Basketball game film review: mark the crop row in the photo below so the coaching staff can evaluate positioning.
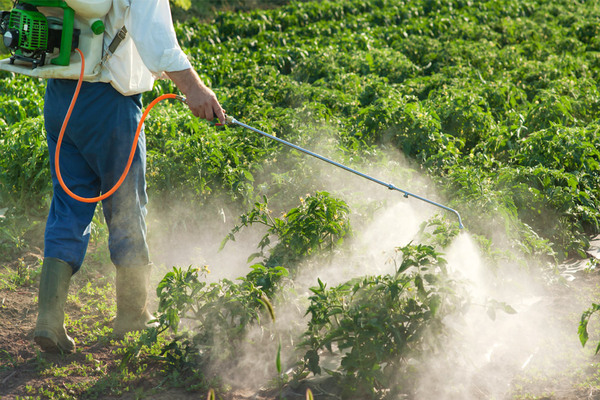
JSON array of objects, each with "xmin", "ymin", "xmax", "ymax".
[
  {"xmin": 1, "ymin": 1, "xmax": 600, "ymax": 395},
  {"xmin": 174, "ymin": 0, "xmax": 600, "ymax": 259},
  {"xmin": 2, "ymin": 0, "xmax": 600, "ymax": 259}
]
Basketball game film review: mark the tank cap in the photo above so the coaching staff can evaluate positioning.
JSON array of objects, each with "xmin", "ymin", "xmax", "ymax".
[{"xmin": 91, "ymin": 20, "xmax": 105, "ymax": 35}]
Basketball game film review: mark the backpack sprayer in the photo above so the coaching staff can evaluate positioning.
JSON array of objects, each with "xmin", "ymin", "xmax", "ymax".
[
  {"xmin": 0, "ymin": 0, "xmax": 464, "ymax": 229},
  {"xmin": 0, "ymin": 0, "xmax": 110, "ymax": 78},
  {"xmin": 0, "ymin": 0, "xmax": 137, "ymax": 204}
]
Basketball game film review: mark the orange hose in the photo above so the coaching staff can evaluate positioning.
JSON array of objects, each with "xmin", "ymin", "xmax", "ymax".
[{"xmin": 55, "ymin": 49, "xmax": 178, "ymax": 203}]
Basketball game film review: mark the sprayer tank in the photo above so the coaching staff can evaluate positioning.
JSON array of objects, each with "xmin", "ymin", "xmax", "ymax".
[{"xmin": 65, "ymin": 0, "xmax": 111, "ymax": 18}]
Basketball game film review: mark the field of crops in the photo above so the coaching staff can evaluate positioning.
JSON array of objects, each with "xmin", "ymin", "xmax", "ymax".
[{"xmin": 2, "ymin": 0, "xmax": 600, "ymax": 398}]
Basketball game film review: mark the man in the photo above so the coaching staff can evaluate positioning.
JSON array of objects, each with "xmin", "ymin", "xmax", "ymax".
[{"xmin": 34, "ymin": 0, "xmax": 225, "ymax": 353}]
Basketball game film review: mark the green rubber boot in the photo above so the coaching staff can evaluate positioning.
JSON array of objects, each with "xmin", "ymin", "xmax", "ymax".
[
  {"xmin": 113, "ymin": 264, "xmax": 155, "ymax": 338},
  {"xmin": 34, "ymin": 257, "xmax": 76, "ymax": 354}
]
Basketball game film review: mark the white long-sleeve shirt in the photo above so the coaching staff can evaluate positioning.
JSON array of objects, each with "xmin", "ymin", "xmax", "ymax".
[{"xmin": 100, "ymin": 0, "xmax": 192, "ymax": 95}]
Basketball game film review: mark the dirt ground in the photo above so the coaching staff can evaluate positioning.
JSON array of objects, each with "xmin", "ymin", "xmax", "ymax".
[
  {"xmin": 0, "ymin": 254, "xmax": 279, "ymax": 400},
  {"xmin": 1, "ymin": 237, "xmax": 600, "ymax": 399},
  {"xmin": 0, "ymin": 292, "xmax": 283, "ymax": 399}
]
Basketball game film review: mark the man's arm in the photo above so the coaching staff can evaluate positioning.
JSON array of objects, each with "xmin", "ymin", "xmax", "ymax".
[
  {"xmin": 127, "ymin": 1, "xmax": 223, "ymax": 121},
  {"xmin": 166, "ymin": 68, "xmax": 226, "ymax": 123}
]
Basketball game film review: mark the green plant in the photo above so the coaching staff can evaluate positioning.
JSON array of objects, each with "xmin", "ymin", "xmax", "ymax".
[
  {"xmin": 0, "ymin": 258, "xmax": 41, "ymax": 290},
  {"xmin": 298, "ymin": 243, "xmax": 467, "ymax": 399},
  {"xmin": 0, "ymin": 117, "xmax": 51, "ymax": 214},
  {"xmin": 122, "ymin": 193, "xmax": 351, "ymax": 389},
  {"xmin": 0, "ymin": 349, "xmax": 18, "ymax": 370},
  {"xmin": 222, "ymin": 192, "xmax": 351, "ymax": 284},
  {"xmin": 579, "ymin": 303, "xmax": 600, "ymax": 354},
  {"xmin": 122, "ymin": 264, "xmax": 281, "ymax": 381}
]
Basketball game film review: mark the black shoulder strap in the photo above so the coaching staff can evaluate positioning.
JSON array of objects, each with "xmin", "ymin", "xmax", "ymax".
[
  {"xmin": 108, "ymin": 25, "xmax": 128, "ymax": 55},
  {"xmin": 95, "ymin": 25, "xmax": 128, "ymax": 72}
]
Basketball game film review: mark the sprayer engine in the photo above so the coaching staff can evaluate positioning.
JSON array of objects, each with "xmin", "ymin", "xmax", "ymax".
[
  {"xmin": 1, "ymin": 1, "xmax": 80, "ymax": 68},
  {"xmin": 0, "ymin": 0, "xmax": 111, "ymax": 78}
]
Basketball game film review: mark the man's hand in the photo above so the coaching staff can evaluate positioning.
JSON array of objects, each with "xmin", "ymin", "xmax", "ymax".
[{"xmin": 166, "ymin": 68, "xmax": 226, "ymax": 123}]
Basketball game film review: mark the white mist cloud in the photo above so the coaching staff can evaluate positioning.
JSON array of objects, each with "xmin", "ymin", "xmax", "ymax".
[
  {"xmin": 146, "ymin": 125, "xmax": 590, "ymax": 397},
  {"xmin": 147, "ymin": 194, "xmax": 268, "ymax": 283},
  {"xmin": 413, "ymin": 233, "xmax": 591, "ymax": 399}
]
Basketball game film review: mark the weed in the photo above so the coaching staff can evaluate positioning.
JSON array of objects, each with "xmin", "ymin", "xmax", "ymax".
[{"xmin": 0, "ymin": 258, "xmax": 41, "ymax": 290}]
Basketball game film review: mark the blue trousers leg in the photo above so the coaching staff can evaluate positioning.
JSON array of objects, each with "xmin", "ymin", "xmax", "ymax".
[{"xmin": 44, "ymin": 79, "xmax": 149, "ymax": 272}]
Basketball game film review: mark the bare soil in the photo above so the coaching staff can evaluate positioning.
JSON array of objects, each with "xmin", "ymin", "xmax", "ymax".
[
  {"xmin": 0, "ymin": 253, "xmax": 281, "ymax": 400},
  {"xmin": 2, "ymin": 247, "xmax": 600, "ymax": 399}
]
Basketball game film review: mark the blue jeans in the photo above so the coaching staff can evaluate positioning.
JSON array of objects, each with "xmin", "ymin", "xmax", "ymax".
[{"xmin": 43, "ymin": 79, "xmax": 149, "ymax": 272}]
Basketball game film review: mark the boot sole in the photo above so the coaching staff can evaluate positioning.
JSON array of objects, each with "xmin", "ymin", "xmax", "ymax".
[
  {"xmin": 34, "ymin": 331, "xmax": 75, "ymax": 354},
  {"xmin": 34, "ymin": 335, "xmax": 62, "ymax": 353}
]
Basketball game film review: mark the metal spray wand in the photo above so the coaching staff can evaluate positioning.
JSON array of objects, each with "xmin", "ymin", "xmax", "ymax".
[{"xmin": 213, "ymin": 115, "xmax": 464, "ymax": 229}]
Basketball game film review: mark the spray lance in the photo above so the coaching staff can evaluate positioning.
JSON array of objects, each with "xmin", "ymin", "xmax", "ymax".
[{"xmin": 211, "ymin": 116, "xmax": 465, "ymax": 229}]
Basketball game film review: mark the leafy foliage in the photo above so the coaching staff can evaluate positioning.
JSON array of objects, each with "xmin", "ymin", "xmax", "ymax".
[
  {"xmin": 579, "ymin": 303, "xmax": 600, "ymax": 355},
  {"xmin": 125, "ymin": 192, "xmax": 350, "ymax": 381},
  {"xmin": 3, "ymin": 0, "xmax": 600, "ymax": 396},
  {"xmin": 222, "ymin": 192, "xmax": 351, "ymax": 283},
  {"xmin": 169, "ymin": 0, "xmax": 600, "ymax": 258},
  {"xmin": 299, "ymin": 243, "xmax": 466, "ymax": 398},
  {"xmin": 3, "ymin": 0, "xmax": 600, "ymax": 259}
]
